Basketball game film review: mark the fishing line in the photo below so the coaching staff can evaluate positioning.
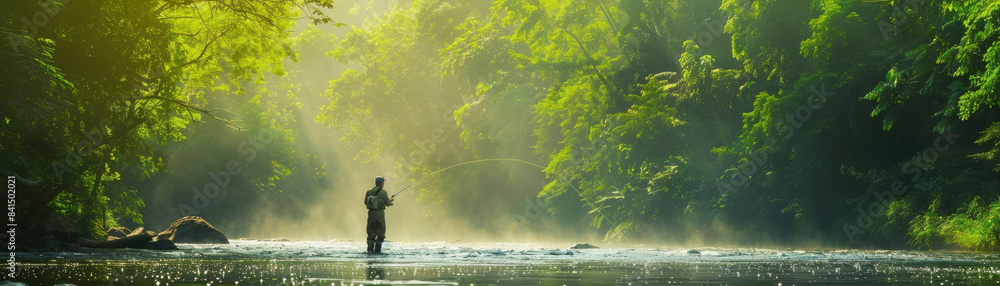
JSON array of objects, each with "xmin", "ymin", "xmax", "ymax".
[
  {"xmin": 390, "ymin": 158, "xmax": 627, "ymax": 241},
  {"xmin": 391, "ymin": 159, "xmax": 544, "ymax": 197}
]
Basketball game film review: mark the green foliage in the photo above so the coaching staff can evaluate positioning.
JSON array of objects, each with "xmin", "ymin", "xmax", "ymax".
[
  {"xmin": 946, "ymin": 1, "xmax": 1000, "ymax": 120},
  {"xmin": 973, "ymin": 123, "xmax": 1000, "ymax": 171},
  {"xmin": 1, "ymin": 0, "xmax": 334, "ymax": 238},
  {"xmin": 319, "ymin": 0, "xmax": 466, "ymax": 160},
  {"xmin": 800, "ymin": 1, "xmax": 865, "ymax": 61},
  {"xmin": 722, "ymin": 0, "xmax": 811, "ymax": 82},
  {"xmin": 911, "ymin": 197, "xmax": 1000, "ymax": 251}
]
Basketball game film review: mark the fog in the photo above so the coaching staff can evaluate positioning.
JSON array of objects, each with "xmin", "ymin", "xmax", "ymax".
[{"xmin": 133, "ymin": 0, "xmax": 603, "ymax": 244}]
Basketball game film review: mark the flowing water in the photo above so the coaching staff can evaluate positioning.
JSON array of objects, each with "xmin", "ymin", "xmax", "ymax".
[{"xmin": 12, "ymin": 240, "xmax": 1000, "ymax": 285}]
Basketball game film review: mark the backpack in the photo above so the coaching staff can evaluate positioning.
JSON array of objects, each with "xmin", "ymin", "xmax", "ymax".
[{"xmin": 365, "ymin": 187, "xmax": 383, "ymax": 210}]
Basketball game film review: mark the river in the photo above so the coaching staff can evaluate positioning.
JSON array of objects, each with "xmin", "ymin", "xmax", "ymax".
[{"xmin": 12, "ymin": 240, "xmax": 1000, "ymax": 285}]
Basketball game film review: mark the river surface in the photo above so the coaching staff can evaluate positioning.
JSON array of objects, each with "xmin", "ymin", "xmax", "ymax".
[{"xmin": 10, "ymin": 239, "xmax": 1000, "ymax": 285}]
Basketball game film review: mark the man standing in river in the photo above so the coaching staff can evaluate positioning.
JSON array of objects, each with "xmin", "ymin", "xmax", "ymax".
[{"xmin": 364, "ymin": 176, "xmax": 393, "ymax": 254}]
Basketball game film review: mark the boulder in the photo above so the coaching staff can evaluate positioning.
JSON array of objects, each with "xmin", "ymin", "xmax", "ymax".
[
  {"xmin": 156, "ymin": 216, "xmax": 229, "ymax": 244},
  {"xmin": 687, "ymin": 249, "xmax": 701, "ymax": 255},
  {"xmin": 569, "ymin": 243, "xmax": 599, "ymax": 249},
  {"xmin": 106, "ymin": 227, "xmax": 131, "ymax": 240},
  {"xmin": 78, "ymin": 230, "xmax": 153, "ymax": 249},
  {"xmin": 146, "ymin": 238, "xmax": 178, "ymax": 250},
  {"xmin": 548, "ymin": 249, "xmax": 575, "ymax": 255}
]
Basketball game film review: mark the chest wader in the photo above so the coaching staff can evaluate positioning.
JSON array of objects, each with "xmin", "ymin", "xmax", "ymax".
[
  {"xmin": 366, "ymin": 209, "xmax": 386, "ymax": 253},
  {"xmin": 365, "ymin": 187, "xmax": 388, "ymax": 253}
]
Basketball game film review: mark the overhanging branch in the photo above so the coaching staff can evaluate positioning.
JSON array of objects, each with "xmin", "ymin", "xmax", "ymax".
[{"xmin": 134, "ymin": 95, "xmax": 242, "ymax": 129}]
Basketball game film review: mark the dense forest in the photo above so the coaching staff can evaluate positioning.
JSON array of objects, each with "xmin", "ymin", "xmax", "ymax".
[{"xmin": 3, "ymin": 0, "xmax": 999, "ymax": 250}]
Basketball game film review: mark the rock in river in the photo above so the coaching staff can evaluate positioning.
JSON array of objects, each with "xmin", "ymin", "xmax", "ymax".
[
  {"xmin": 147, "ymin": 238, "xmax": 179, "ymax": 250},
  {"xmin": 549, "ymin": 249, "xmax": 575, "ymax": 255},
  {"xmin": 570, "ymin": 243, "xmax": 599, "ymax": 249},
  {"xmin": 79, "ymin": 230, "xmax": 154, "ymax": 249},
  {"xmin": 157, "ymin": 216, "xmax": 229, "ymax": 244}
]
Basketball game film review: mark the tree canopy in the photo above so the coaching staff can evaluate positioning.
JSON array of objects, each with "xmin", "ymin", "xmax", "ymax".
[{"xmin": 3, "ymin": 0, "xmax": 999, "ymax": 250}]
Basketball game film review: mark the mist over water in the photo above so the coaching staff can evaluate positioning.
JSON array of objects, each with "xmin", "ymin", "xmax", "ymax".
[{"xmin": 128, "ymin": 1, "xmax": 602, "ymax": 244}]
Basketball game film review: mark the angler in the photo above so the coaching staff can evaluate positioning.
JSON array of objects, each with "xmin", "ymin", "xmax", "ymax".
[{"xmin": 364, "ymin": 176, "xmax": 394, "ymax": 254}]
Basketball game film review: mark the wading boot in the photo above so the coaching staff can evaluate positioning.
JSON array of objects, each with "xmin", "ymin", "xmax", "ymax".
[
  {"xmin": 366, "ymin": 240, "xmax": 375, "ymax": 254},
  {"xmin": 373, "ymin": 242, "xmax": 382, "ymax": 254}
]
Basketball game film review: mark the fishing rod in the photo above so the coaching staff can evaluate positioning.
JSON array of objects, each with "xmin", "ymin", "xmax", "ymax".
[
  {"xmin": 387, "ymin": 158, "xmax": 629, "ymax": 242},
  {"xmin": 391, "ymin": 158, "xmax": 545, "ymax": 198}
]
